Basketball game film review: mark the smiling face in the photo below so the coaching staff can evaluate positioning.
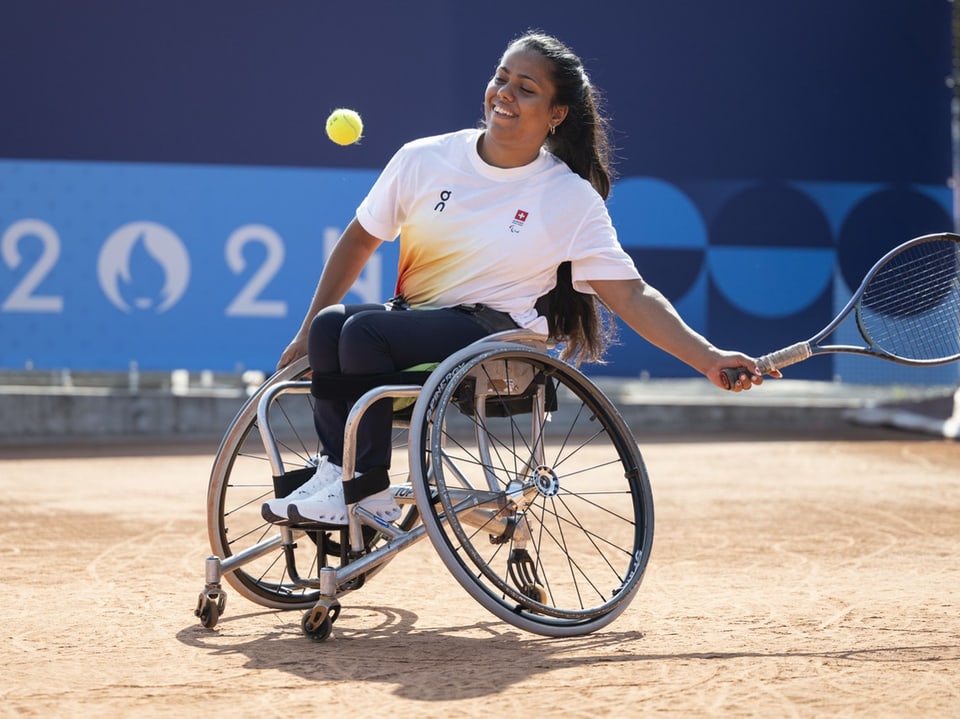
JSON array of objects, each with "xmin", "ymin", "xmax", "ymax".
[{"xmin": 481, "ymin": 46, "xmax": 569, "ymax": 168}]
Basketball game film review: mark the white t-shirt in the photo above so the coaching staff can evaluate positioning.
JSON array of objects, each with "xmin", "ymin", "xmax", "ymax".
[{"xmin": 356, "ymin": 128, "xmax": 640, "ymax": 333}]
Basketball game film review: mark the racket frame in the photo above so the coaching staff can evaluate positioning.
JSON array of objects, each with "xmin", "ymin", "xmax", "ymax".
[{"xmin": 748, "ymin": 232, "xmax": 960, "ymax": 376}]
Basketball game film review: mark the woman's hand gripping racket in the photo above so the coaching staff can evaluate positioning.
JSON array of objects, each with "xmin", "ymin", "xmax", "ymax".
[{"xmin": 720, "ymin": 232, "xmax": 960, "ymax": 389}]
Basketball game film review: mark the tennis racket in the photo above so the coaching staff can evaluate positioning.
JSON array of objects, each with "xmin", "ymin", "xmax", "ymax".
[{"xmin": 720, "ymin": 232, "xmax": 960, "ymax": 389}]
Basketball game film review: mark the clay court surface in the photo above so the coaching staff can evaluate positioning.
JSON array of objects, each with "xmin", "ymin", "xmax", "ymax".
[{"xmin": 1, "ymin": 429, "xmax": 958, "ymax": 718}]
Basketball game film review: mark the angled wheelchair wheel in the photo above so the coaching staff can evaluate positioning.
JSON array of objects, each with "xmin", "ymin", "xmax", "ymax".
[
  {"xmin": 206, "ymin": 356, "xmax": 418, "ymax": 610},
  {"xmin": 409, "ymin": 344, "xmax": 654, "ymax": 637}
]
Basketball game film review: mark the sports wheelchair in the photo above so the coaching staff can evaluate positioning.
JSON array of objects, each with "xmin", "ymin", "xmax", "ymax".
[{"xmin": 195, "ymin": 330, "xmax": 654, "ymax": 641}]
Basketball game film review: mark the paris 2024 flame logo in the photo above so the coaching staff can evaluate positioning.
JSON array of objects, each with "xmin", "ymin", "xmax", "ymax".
[{"xmin": 97, "ymin": 221, "xmax": 190, "ymax": 313}]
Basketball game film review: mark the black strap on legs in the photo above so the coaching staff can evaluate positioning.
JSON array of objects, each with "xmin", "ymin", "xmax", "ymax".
[
  {"xmin": 272, "ymin": 465, "xmax": 315, "ymax": 498},
  {"xmin": 343, "ymin": 467, "xmax": 391, "ymax": 504}
]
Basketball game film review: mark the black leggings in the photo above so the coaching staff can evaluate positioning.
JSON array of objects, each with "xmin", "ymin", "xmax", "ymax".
[{"xmin": 307, "ymin": 303, "xmax": 516, "ymax": 476}]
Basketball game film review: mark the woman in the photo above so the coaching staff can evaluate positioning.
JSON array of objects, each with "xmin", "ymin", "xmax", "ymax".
[{"xmin": 262, "ymin": 31, "xmax": 774, "ymax": 526}]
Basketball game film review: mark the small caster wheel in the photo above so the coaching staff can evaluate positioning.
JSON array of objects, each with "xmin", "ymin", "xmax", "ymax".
[
  {"xmin": 195, "ymin": 589, "xmax": 227, "ymax": 629},
  {"xmin": 302, "ymin": 600, "xmax": 340, "ymax": 642},
  {"xmin": 302, "ymin": 610, "xmax": 332, "ymax": 642},
  {"xmin": 196, "ymin": 596, "xmax": 220, "ymax": 629}
]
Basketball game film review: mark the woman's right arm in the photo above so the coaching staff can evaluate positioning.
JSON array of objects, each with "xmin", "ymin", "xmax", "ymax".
[{"xmin": 276, "ymin": 218, "xmax": 384, "ymax": 369}]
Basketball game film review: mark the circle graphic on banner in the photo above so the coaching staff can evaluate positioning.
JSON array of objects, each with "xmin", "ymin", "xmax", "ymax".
[
  {"xmin": 98, "ymin": 221, "xmax": 191, "ymax": 313},
  {"xmin": 708, "ymin": 183, "xmax": 834, "ymax": 318},
  {"xmin": 837, "ymin": 187, "xmax": 953, "ymax": 294},
  {"xmin": 608, "ymin": 177, "xmax": 707, "ymax": 299}
]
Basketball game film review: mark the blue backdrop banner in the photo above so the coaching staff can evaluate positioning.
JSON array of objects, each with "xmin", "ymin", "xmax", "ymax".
[{"xmin": 1, "ymin": 159, "xmax": 954, "ymax": 384}]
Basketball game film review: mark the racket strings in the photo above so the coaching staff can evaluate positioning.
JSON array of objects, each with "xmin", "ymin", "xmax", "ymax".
[{"xmin": 856, "ymin": 239, "xmax": 960, "ymax": 362}]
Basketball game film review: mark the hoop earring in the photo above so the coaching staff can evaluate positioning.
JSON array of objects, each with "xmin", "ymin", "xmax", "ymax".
[{"xmin": 549, "ymin": 125, "xmax": 557, "ymax": 136}]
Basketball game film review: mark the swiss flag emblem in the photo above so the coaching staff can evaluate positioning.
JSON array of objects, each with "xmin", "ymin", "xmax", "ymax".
[{"xmin": 515, "ymin": 210, "xmax": 529, "ymax": 222}]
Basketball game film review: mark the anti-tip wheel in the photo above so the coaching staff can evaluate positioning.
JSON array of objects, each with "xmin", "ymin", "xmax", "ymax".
[{"xmin": 522, "ymin": 584, "xmax": 549, "ymax": 606}]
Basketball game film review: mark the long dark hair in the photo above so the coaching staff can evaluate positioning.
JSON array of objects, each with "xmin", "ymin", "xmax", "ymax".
[{"xmin": 509, "ymin": 31, "xmax": 617, "ymax": 365}]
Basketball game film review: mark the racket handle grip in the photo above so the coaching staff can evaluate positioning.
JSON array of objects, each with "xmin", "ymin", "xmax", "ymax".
[
  {"xmin": 719, "ymin": 342, "xmax": 812, "ymax": 390},
  {"xmin": 720, "ymin": 342, "xmax": 813, "ymax": 389},
  {"xmin": 755, "ymin": 342, "xmax": 812, "ymax": 373}
]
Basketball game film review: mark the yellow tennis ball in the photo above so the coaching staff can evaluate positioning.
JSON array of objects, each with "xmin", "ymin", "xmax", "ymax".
[{"xmin": 325, "ymin": 108, "xmax": 363, "ymax": 146}]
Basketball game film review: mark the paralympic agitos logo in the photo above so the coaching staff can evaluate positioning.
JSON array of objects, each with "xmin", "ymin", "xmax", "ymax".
[{"xmin": 96, "ymin": 221, "xmax": 191, "ymax": 313}]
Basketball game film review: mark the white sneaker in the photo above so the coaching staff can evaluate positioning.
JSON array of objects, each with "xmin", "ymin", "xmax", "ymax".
[
  {"xmin": 288, "ymin": 484, "xmax": 402, "ymax": 525},
  {"xmin": 261, "ymin": 457, "xmax": 343, "ymax": 524},
  {"xmin": 287, "ymin": 478, "xmax": 348, "ymax": 525},
  {"xmin": 356, "ymin": 488, "xmax": 403, "ymax": 524}
]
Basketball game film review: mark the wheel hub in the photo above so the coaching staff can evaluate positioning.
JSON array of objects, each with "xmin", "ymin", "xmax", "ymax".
[{"xmin": 533, "ymin": 465, "xmax": 560, "ymax": 497}]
